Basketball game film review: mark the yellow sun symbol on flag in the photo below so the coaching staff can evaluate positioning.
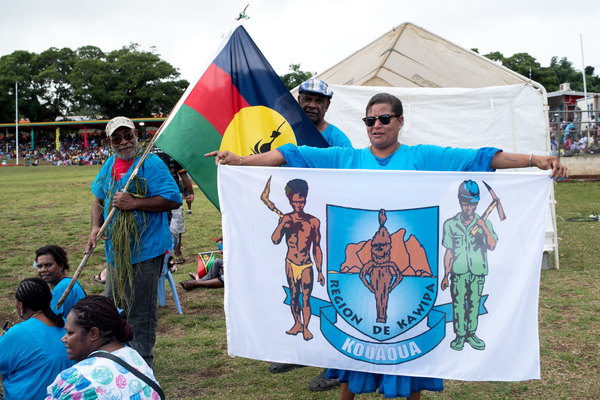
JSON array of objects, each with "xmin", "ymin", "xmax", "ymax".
[{"xmin": 221, "ymin": 106, "xmax": 296, "ymax": 156}]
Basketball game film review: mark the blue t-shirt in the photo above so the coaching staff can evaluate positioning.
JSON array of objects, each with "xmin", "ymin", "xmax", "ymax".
[
  {"xmin": 321, "ymin": 124, "xmax": 352, "ymax": 148},
  {"xmin": 278, "ymin": 143, "xmax": 499, "ymax": 172},
  {"xmin": 51, "ymin": 277, "xmax": 86, "ymax": 321},
  {"xmin": 91, "ymin": 154, "xmax": 182, "ymax": 264},
  {"xmin": 276, "ymin": 142, "xmax": 501, "ymax": 397},
  {"xmin": 0, "ymin": 318, "xmax": 73, "ymax": 400}
]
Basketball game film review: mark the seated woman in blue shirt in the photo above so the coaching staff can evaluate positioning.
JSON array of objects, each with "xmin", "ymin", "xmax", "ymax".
[
  {"xmin": 0, "ymin": 278, "xmax": 74, "ymax": 400},
  {"xmin": 35, "ymin": 245, "xmax": 86, "ymax": 320}
]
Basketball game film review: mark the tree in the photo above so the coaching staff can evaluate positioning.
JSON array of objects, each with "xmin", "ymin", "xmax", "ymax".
[
  {"xmin": 0, "ymin": 48, "xmax": 78, "ymax": 123},
  {"xmin": 0, "ymin": 51, "xmax": 37, "ymax": 122},
  {"xmin": 482, "ymin": 52, "xmax": 564, "ymax": 92},
  {"xmin": 549, "ymin": 57, "xmax": 582, "ymax": 91},
  {"xmin": 586, "ymin": 71, "xmax": 600, "ymax": 93},
  {"xmin": 0, "ymin": 44, "xmax": 189, "ymax": 122},
  {"xmin": 503, "ymin": 53, "xmax": 541, "ymax": 78},
  {"xmin": 33, "ymin": 47, "xmax": 77, "ymax": 120},
  {"xmin": 280, "ymin": 64, "xmax": 315, "ymax": 90},
  {"xmin": 70, "ymin": 44, "xmax": 188, "ymax": 118},
  {"xmin": 483, "ymin": 51, "xmax": 504, "ymax": 63}
]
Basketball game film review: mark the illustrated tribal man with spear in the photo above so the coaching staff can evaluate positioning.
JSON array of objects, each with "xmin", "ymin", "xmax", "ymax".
[{"xmin": 262, "ymin": 177, "xmax": 324, "ymax": 341}]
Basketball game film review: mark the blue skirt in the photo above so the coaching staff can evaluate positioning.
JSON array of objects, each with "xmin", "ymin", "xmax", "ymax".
[{"xmin": 326, "ymin": 369, "xmax": 443, "ymax": 398}]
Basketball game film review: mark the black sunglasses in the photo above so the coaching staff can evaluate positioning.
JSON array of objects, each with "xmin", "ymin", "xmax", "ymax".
[
  {"xmin": 362, "ymin": 114, "xmax": 401, "ymax": 127},
  {"xmin": 110, "ymin": 132, "xmax": 135, "ymax": 145}
]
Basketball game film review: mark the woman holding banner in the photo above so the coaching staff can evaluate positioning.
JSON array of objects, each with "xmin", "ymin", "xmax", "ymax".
[{"xmin": 206, "ymin": 93, "xmax": 566, "ymax": 399}]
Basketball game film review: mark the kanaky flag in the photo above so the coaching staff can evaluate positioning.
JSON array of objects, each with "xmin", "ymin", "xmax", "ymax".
[{"xmin": 154, "ymin": 24, "xmax": 328, "ymax": 209}]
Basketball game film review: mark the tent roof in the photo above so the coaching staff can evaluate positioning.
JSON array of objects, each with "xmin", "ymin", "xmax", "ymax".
[{"xmin": 311, "ymin": 22, "xmax": 530, "ymax": 90}]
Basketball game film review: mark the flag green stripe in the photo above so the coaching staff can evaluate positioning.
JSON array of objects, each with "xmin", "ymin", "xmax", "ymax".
[{"xmin": 155, "ymin": 104, "xmax": 222, "ymax": 209}]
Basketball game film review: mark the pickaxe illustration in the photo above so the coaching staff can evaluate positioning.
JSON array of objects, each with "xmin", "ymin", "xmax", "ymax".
[
  {"xmin": 260, "ymin": 176, "xmax": 284, "ymax": 218},
  {"xmin": 471, "ymin": 181, "xmax": 506, "ymax": 235}
]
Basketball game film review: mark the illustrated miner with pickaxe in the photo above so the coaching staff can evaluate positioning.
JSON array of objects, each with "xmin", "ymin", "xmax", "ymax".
[{"xmin": 441, "ymin": 180, "xmax": 506, "ymax": 351}]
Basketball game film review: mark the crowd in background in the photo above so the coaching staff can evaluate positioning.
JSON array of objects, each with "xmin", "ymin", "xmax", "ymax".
[
  {"xmin": 549, "ymin": 114, "xmax": 600, "ymax": 156},
  {"xmin": 0, "ymin": 133, "xmax": 110, "ymax": 165}
]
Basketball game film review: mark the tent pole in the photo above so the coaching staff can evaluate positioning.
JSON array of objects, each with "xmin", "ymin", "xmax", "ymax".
[{"xmin": 535, "ymin": 82, "xmax": 560, "ymax": 270}]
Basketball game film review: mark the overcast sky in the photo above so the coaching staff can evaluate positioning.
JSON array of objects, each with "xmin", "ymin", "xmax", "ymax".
[{"xmin": 2, "ymin": 0, "xmax": 599, "ymax": 85}]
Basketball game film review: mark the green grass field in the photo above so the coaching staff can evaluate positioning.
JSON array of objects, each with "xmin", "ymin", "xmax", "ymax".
[{"xmin": 0, "ymin": 165, "xmax": 599, "ymax": 399}]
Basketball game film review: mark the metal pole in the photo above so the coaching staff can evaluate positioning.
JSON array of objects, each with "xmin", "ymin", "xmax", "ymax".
[
  {"xmin": 580, "ymin": 34, "xmax": 590, "ymax": 142},
  {"xmin": 15, "ymin": 82, "xmax": 19, "ymax": 166},
  {"xmin": 538, "ymin": 84, "xmax": 560, "ymax": 270}
]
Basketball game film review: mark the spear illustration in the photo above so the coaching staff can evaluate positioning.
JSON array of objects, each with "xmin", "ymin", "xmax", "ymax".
[
  {"xmin": 260, "ymin": 176, "xmax": 284, "ymax": 218},
  {"xmin": 56, "ymin": 122, "xmax": 166, "ymax": 309}
]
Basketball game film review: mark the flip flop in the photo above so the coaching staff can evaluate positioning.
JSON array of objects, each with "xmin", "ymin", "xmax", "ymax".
[
  {"xmin": 180, "ymin": 280, "xmax": 193, "ymax": 291},
  {"xmin": 92, "ymin": 272, "xmax": 105, "ymax": 284}
]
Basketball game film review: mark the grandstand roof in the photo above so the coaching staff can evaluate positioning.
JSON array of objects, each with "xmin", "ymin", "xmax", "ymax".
[{"xmin": 0, "ymin": 118, "xmax": 166, "ymax": 132}]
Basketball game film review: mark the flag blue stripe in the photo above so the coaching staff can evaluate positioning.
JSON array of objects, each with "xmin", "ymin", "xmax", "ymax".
[{"xmin": 213, "ymin": 26, "xmax": 329, "ymax": 148}]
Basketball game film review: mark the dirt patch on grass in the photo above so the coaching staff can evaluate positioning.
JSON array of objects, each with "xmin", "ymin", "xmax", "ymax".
[
  {"xmin": 0, "ymin": 310, "xmax": 19, "ymax": 327},
  {"xmin": 156, "ymin": 322, "xmax": 188, "ymax": 337}
]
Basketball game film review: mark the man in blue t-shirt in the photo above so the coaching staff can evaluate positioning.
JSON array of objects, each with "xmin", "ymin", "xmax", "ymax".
[
  {"xmin": 297, "ymin": 78, "xmax": 352, "ymax": 148},
  {"xmin": 85, "ymin": 116, "xmax": 181, "ymax": 369}
]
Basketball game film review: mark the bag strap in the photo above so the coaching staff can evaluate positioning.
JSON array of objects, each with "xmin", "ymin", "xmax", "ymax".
[{"xmin": 88, "ymin": 351, "xmax": 165, "ymax": 400}]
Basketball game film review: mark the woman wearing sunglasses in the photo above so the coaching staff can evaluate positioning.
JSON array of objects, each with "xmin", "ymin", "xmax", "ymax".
[{"xmin": 206, "ymin": 93, "xmax": 567, "ymax": 399}]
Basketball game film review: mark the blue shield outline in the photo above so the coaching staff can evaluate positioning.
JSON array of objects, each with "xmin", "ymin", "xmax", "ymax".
[{"xmin": 326, "ymin": 205, "xmax": 439, "ymax": 341}]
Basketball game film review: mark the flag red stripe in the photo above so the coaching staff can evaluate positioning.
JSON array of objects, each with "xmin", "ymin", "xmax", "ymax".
[{"xmin": 183, "ymin": 63, "xmax": 250, "ymax": 135}]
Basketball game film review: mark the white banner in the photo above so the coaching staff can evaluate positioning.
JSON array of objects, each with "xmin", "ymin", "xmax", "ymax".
[{"xmin": 219, "ymin": 166, "xmax": 552, "ymax": 381}]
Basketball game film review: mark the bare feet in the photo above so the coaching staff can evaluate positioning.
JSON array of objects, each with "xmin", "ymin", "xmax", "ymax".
[
  {"xmin": 189, "ymin": 272, "xmax": 200, "ymax": 281},
  {"xmin": 303, "ymin": 328, "xmax": 313, "ymax": 341},
  {"xmin": 286, "ymin": 323, "xmax": 303, "ymax": 336}
]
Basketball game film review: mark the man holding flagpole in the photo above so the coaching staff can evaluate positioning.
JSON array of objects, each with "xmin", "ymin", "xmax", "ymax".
[{"xmin": 85, "ymin": 116, "xmax": 181, "ymax": 369}]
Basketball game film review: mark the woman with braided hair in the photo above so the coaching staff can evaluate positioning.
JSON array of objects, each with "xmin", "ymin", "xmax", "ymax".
[
  {"xmin": 46, "ymin": 295, "xmax": 163, "ymax": 399},
  {"xmin": 0, "ymin": 278, "xmax": 74, "ymax": 400}
]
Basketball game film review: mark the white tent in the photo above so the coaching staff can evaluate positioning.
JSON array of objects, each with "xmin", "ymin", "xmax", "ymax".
[
  {"xmin": 296, "ymin": 23, "xmax": 559, "ymax": 268},
  {"xmin": 310, "ymin": 23, "xmax": 528, "ymax": 89}
]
